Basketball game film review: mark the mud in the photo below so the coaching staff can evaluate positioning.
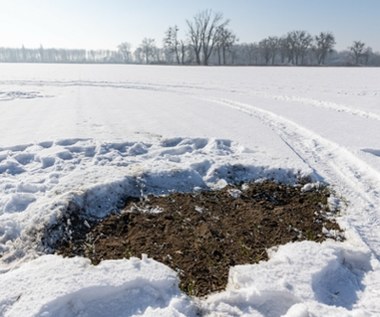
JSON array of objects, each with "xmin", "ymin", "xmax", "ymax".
[{"xmin": 57, "ymin": 181, "xmax": 343, "ymax": 297}]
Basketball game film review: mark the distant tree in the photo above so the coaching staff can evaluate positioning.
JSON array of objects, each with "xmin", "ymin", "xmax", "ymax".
[
  {"xmin": 298, "ymin": 31, "xmax": 313, "ymax": 65},
  {"xmin": 179, "ymin": 41, "xmax": 188, "ymax": 64},
  {"xmin": 278, "ymin": 36, "xmax": 289, "ymax": 64},
  {"xmin": 259, "ymin": 36, "xmax": 279, "ymax": 65},
  {"xmin": 139, "ymin": 38, "xmax": 157, "ymax": 64},
  {"xmin": 349, "ymin": 41, "xmax": 366, "ymax": 65},
  {"xmin": 3, "ymin": 26, "xmax": 380, "ymax": 66},
  {"xmin": 117, "ymin": 42, "xmax": 132, "ymax": 63},
  {"xmin": 164, "ymin": 25, "xmax": 182, "ymax": 64},
  {"xmin": 20, "ymin": 45, "xmax": 28, "ymax": 61},
  {"xmin": 250, "ymin": 43, "xmax": 260, "ymax": 65},
  {"xmin": 39, "ymin": 45, "xmax": 45, "ymax": 62},
  {"xmin": 286, "ymin": 30, "xmax": 313, "ymax": 65},
  {"xmin": 370, "ymin": 51, "xmax": 380, "ymax": 66},
  {"xmin": 215, "ymin": 26, "xmax": 237, "ymax": 65},
  {"xmin": 267, "ymin": 36, "xmax": 279, "ymax": 65},
  {"xmin": 233, "ymin": 43, "xmax": 256, "ymax": 65},
  {"xmin": 186, "ymin": 17, "xmax": 202, "ymax": 64},
  {"xmin": 314, "ymin": 32, "xmax": 336, "ymax": 65},
  {"xmin": 362, "ymin": 47, "xmax": 373, "ymax": 65},
  {"xmin": 164, "ymin": 26, "xmax": 188, "ymax": 65},
  {"xmin": 153, "ymin": 46, "xmax": 162, "ymax": 63},
  {"xmin": 134, "ymin": 47, "xmax": 144, "ymax": 63},
  {"xmin": 187, "ymin": 9, "xmax": 229, "ymax": 65},
  {"xmin": 259, "ymin": 38, "xmax": 271, "ymax": 65}
]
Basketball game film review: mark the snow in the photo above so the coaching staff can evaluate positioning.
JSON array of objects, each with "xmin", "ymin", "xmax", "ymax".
[
  {"xmin": 1, "ymin": 64, "xmax": 380, "ymax": 316},
  {"xmin": 213, "ymin": 240, "xmax": 374, "ymax": 315},
  {"xmin": 0, "ymin": 255, "xmax": 196, "ymax": 317}
]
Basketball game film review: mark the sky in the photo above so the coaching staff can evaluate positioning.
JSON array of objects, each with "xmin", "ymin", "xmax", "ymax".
[{"xmin": 0, "ymin": 0, "xmax": 379, "ymax": 52}]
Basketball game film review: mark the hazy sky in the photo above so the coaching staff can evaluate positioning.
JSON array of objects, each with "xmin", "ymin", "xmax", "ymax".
[{"xmin": 0, "ymin": 0, "xmax": 379, "ymax": 51}]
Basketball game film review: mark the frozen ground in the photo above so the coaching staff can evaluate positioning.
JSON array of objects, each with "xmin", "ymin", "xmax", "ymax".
[{"xmin": 0, "ymin": 64, "xmax": 380, "ymax": 316}]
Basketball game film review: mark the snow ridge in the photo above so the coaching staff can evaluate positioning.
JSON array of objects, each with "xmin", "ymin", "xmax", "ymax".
[{"xmin": 0, "ymin": 137, "xmax": 303, "ymax": 268}]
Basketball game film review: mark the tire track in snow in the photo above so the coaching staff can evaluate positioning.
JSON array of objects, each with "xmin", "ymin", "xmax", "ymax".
[
  {"xmin": 271, "ymin": 94, "xmax": 380, "ymax": 122},
  {"xmin": 210, "ymin": 97, "xmax": 380, "ymax": 258},
  {"xmin": 0, "ymin": 79, "xmax": 234, "ymax": 95},
  {"xmin": 243, "ymin": 90, "xmax": 380, "ymax": 122}
]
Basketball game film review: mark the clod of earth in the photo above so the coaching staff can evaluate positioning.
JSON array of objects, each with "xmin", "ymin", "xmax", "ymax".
[{"xmin": 56, "ymin": 181, "xmax": 343, "ymax": 297}]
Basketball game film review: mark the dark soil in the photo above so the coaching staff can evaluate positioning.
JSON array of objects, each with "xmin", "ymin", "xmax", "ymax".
[{"xmin": 57, "ymin": 181, "xmax": 343, "ymax": 297}]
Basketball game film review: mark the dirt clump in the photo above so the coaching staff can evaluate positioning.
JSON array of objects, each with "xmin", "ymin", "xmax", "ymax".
[{"xmin": 57, "ymin": 181, "xmax": 343, "ymax": 297}]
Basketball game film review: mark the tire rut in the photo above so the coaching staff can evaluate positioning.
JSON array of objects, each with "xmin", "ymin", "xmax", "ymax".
[{"xmin": 210, "ymin": 97, "xmax": 380, "ymax": 259}]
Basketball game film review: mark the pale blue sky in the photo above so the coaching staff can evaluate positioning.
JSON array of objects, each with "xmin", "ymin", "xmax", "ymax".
[{"xmin": 0, "ymin": 0, "xmax": 379, "ymax": 51}]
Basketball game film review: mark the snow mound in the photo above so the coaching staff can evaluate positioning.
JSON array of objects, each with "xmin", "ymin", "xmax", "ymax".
[
  {"xmin": 1, "ymin": 242, "xmax": 379, "ymax": 317},
  {"xmin": 0, "ymin": 255, "xmax": 197, "ymax": 317},
  {"xmin": 0, "ymin": 137, "xmax": 308, "ymax": 268},
  {"xmin": 203, "ymin": 241, "xmax": 377, "ymax": 317}
]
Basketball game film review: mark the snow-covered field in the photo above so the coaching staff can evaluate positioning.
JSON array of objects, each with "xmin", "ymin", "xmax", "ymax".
[{"xmin": 0, "ymin": 64, "xmax": 380, "ymax": 316}]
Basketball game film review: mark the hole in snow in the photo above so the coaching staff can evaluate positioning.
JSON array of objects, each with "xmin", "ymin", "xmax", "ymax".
[{"xmin": 48, "ymin": 178, "xmax": 344, "ymax": 298}]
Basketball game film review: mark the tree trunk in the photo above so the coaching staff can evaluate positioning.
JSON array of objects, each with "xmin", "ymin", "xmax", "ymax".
[
  {"xmin": 195, "ymin": 49, "xmax": 201, "ymax": 65},
  {"xmin": 181, "ymin": 45, "xmax": 185, "ymax": 65},
  {"xmin": 175, "ymin": 47, "xmax": 180, "ymax": 64}
]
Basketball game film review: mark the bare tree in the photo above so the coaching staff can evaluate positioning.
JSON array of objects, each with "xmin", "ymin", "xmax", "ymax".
[
  {"xmin": 134, "ymin": 47, "xmax": 144, "ymax": 64},
  {"xmin": 349, "ymin": 41, "xmax": 366, "ymax": 65},
  {"xmin": 314, "ymin": 32, "xmax": 335, "ymax": 65},
  {"xmin": 187, "ymin": 16, "xmax": 202, "ymax": 64},
  {"xmin": 259, "ymin": 38, "xmax": 271, "ymax": 65},
  {"xmin": 164, "ymin": 26, "xmax": 188, "ymax": 65},
  {"xmin": 187, "ymin": 10, "xmax": 229, "ymax": 65},
  {"xmin": 164, "ymin": 25, "xmax": 181, "ymax": 64},
  {"xmin": 117, "ymin": 42, "xmax": 132, "ymax": 63},
  {"xmin": 284, "ymin": 33, "xmax": 297, "ymax": 64},
  {"xmin": 286, "ymin": 30, "xmax": 313, "ymax": 65},
  {"xmin": 258, "ymin": 37, "xmax": 279, "ymax": 65},
  {"xmin": 248, "ymin": 43, "xmax": 260, "ymax": 65},
  {"xmin": 362, "ymin": 47, "xmax": 373, "ymax": 65},
  {"xmin": 180, "ymin": 41, "xmax": 187, "ymax": 64},
  {"xmin": 267, "ymin": 36, "xmax": 279, "ymax": 64},
  {"xmin": 139, "ymin": 38, "xmax": 157, "ymax": 64},
  {"xmin": 235, "ymin": 43, "xmax": 259, "ymax": 65},
  {"xmin": 215, "ymin": 26, "xmax": 237, "ymax": 65},
  {"xmin": 278, "ymin": 36, "xmax": 289, "ymax": 64}
]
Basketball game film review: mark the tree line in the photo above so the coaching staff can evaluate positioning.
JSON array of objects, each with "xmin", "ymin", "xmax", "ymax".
[{"xmin": 1, "ymin": 10, "xmax": 379, "ymax": 66}]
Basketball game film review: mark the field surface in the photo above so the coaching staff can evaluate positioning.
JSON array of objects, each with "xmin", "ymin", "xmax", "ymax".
[{"xmin": 1, "ymin": 64, "xmax": 380, "ymax": 316}]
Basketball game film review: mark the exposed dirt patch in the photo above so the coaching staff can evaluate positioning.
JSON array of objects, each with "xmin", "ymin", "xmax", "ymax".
[{"xmin": 57, "ymin": 181, "xmax": 343, "ymax": 297}]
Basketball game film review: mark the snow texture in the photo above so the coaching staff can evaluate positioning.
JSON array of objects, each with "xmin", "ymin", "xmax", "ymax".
[{"xmin": 1, "ymin": 64, "xmax": 380, "ymax": 316}]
